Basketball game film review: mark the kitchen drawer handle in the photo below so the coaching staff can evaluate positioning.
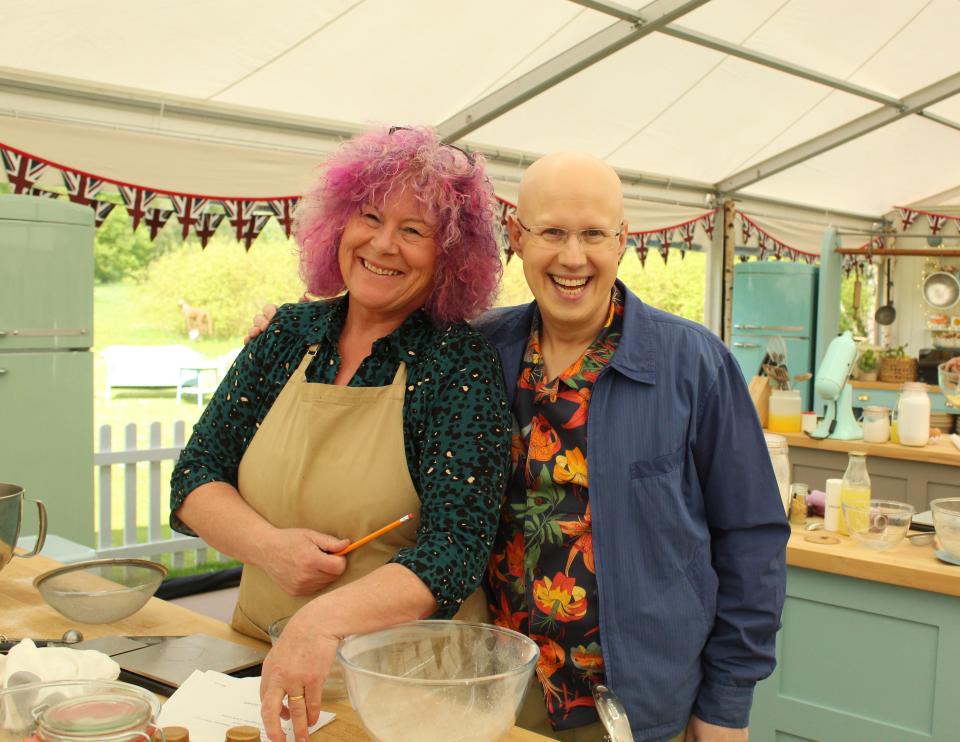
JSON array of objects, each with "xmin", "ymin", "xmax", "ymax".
[
  {"xmin": 733, "ymin": 342, "xmax": 760, "ymax": 349},
  {"xmin": 857, "ymin": 395, "xmax": 870, "ymax": 401},
  {"xmin": 733, "ymin": 324, "xmax": 760, "ymax": 330}
]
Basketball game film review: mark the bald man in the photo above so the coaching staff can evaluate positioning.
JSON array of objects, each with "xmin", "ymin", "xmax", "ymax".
[
  {"xmin": 246, "ymin": 152, "xmax": 788, "ymax": 742},
  {"xmin": 475, "ymin": 153, "xmax": 788, "ymax": 742}
]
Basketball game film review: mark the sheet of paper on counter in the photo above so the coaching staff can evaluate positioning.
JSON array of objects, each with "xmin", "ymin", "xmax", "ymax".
[{"xmin": 158, "ymin": 670, "xmax": 335, "ymax": 741}]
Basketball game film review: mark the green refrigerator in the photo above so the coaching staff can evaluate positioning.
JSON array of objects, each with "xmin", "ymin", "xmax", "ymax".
[{"xmin": 0, "ymin": 194, "xmax": 94, "ymax": 546}]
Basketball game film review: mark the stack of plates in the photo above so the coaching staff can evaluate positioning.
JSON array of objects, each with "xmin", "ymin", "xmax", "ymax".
[{"xmin": 929, "ymin": 412, "xmax": 955, "ymax": 433}]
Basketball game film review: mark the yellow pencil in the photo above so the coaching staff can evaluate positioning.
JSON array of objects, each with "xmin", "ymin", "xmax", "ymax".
[{"xmin": 334, "ymin": 512, "xmax": 415, "ymax": 556}]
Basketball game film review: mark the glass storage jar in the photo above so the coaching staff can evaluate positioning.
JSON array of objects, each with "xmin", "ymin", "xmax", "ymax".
[
  {"xmin": 897, "ymin": 382, "xmax": 931, "ymax": 447},
  {"xmin": 35, "ymin": 693, "xmax": 162, "ymax": 741},
  {"xmin": 861, "ymin": 405, "xmax": 890, "ymax": 443},
  {"xmin": 764, "ymin": 432, "xmax": 791, "ymax": 514}
]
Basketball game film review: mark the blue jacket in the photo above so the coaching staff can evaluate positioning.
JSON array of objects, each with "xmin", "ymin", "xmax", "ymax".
[{"xmin": 476, "ymin": 282, "xmax": 789, "ymax": 742}]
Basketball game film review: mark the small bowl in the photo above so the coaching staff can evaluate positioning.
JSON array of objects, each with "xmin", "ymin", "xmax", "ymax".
[
  {"xmin": 841, "ymin": 500, "xmax": 914, "ymax": 550},
  {"xmin": 338, "ymin": 621, "xmax": 539, "ymax": 742},
  {"xmin": 33, "ymin": 558, "xmax": 167, "ymax": 624},
  {"xmin": 931, "ymin": 498, "xmax": 960, "ymax": 561},
  {"xmin": 268, "ymin": 615, "xmax": 347, "ymax": 701}
]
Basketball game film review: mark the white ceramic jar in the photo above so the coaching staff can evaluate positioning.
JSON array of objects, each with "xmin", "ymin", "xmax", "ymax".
[
  {"xmin": 862, "ymin": 406, "xmax": 890, "ymax": 443},
  {"xmin": 764, "ymin": 432, "xmax": 791, "ymax": 514},
  {"xmin": 897, "ymin": 382, "xmax": 931, "ymax": 447}
]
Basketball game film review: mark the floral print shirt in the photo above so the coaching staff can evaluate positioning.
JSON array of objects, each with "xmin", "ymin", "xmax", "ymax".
[{"xmin": 488, "ymin": 287, "xmax": 624, "ymax": 731}]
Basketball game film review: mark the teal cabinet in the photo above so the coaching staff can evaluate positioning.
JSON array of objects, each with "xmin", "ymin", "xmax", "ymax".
[
  {"xmin": 751, "ymin": 568, "xmax": 960, "ymax": 741},
  {"xmin": 852, "ymin": 385, "xmax": 955, "ymax": 415}
]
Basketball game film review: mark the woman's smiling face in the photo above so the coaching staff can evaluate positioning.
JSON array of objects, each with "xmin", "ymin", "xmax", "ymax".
[{"xmin": 338, "ymin": 188, "xmax": 439, "ymax": 324}]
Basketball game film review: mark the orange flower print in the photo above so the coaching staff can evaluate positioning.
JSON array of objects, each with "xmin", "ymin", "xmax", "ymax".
[
  {"xmin": 553, "ymin": 447, "xmax": 588, "ymax": 488},
  {"xmin": 533, "ymin": 572, "xmax": 587, "ymax": 623},
  {"xmin": 528, "ymin": 415, "xmax": 561, "ymax": 462},
  {"xmin": 557, "ymin": 387, "xmax": 591, "ymax": 429},
  {"xmin": 558, "ymin": 502, "xmax": 594, "ymax": 573},
  {"xmin": 505, "ymin": 532, "xmax": 525, "ymax": 578},
  {"xmin": 491, "ymin": 591, "xmax": 528, "ymax": 633},
  {"xmin": 571, "ymin": 642, "xmax": 604, "ymax": 681},
  {"xmin": 533, "ymin": 635, "xmax": 566, "ymax": 712}
]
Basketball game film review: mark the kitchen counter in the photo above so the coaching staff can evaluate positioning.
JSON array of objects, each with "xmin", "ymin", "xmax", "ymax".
[
  {"xmin": 1, "ymin": 555, "xmax": 550, "ymax": 741},
  {"xmin": 752, "ymin": 525, "xmax": 960, "ymax": 741},
  {"xmin": 765, "ymin": 430, "xmax": 960, "ymax": 512},
  {"xmin": 773, "ymin": 429, "xmax": 960, "ymax": 466}
]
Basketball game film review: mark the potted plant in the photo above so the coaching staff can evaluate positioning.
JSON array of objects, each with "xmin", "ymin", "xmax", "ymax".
[
  {"xmin": 879, "ymin": 343, "xmax": 918, "ymax": 383},
  {"xmin": 857, "ymin": 348, "xmax": 878, "ymax": 381}
]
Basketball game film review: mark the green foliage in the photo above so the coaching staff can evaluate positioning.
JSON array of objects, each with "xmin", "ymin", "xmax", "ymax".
[
  {"xmin": 882, "ymin": 343, "xmax": 908, "ymax": 359},
  {"xmin": 839, "ymin": 267, "xmax": 877, "ymax": 337},
  {"xmin": 858, "ymin": 348, "xmax": 878, "ymax": 372},
  {"xmin": 140, "ymin": 222, "xmax": 305, "ymax": 340},
  {"xmin": 94, "ymin": 204, "xmax": 176, "ymax": 283}
]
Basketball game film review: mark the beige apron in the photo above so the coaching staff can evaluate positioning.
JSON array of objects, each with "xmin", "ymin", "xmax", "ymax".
[{"xmin": 231, "ymin": 344, "xmax": 489, "ymax": 639}]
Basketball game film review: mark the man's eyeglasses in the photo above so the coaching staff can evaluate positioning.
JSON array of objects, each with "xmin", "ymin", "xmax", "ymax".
[
  {"xmin": 516, "ymin": 219, "xmax": 624, "ymax": 250},
  {"xmin": 388, "ymin": 126, "xmax": 476, "ymax": 166}
]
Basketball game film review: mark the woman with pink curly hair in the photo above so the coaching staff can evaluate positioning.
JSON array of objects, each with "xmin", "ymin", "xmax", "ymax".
[{"xmin": 171, "ymin": 127, "xmax": 511, "ymax": 742}]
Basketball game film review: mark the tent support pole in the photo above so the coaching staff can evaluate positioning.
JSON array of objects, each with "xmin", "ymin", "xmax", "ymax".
[{"xmin": 720, "ymin": 199, "xmax": 737, "ymax": 343}]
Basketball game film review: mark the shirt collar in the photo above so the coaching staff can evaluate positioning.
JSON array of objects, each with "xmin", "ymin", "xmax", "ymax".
[
  {"xmin": 608, "ymin": 279, "xmax": 657, "ymax": 385},
  {"xmin": 301, "ymin": 294, "xmax": 434, "ymax": 359}
]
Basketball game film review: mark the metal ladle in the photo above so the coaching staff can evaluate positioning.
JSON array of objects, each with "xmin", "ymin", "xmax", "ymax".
[{"xmin": 876, "ymin": 260, "xmax": 896, "ymax": 326}]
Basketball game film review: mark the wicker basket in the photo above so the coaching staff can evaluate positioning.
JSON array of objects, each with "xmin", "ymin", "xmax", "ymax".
[{"xmin": 878, "ymin": 356, "xmax": 918, "ymax": 383}]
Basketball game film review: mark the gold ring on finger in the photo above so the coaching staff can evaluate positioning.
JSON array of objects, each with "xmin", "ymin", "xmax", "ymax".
[{"xmin": 288, "ymin": 693, "xmax": 305, "ymax": 702}]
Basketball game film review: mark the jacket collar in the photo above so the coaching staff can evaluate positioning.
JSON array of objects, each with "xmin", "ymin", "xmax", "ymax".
[{"xmin": 609, "ymin": 280, "xmax": 657, "ymax": 385}]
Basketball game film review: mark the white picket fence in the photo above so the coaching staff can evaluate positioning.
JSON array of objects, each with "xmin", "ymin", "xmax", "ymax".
[{"xmin": 95, "ymin": 421, "xmax": 226, "ymax": 567}]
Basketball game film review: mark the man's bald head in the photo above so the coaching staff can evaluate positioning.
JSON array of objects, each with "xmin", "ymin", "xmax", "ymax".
[{"xmin": 517, "ymin": 152, "xmax": 624, "ymax": 225}]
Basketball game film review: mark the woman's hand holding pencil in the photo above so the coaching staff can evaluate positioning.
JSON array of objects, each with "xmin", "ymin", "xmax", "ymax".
[{"xmin": 334, "ymin": 513, "xmax": 415, "ymax": 556}]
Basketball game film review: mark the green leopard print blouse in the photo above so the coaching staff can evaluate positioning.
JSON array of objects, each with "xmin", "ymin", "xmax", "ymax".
[{"xmin": 170, "ymin": 297, "xmax": 511, "ymax": 617}]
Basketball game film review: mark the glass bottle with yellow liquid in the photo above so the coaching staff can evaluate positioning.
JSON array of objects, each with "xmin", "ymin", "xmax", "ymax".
[{"xmin": 839, "ymin": 451, "xmax": 871, "ymax": 536}]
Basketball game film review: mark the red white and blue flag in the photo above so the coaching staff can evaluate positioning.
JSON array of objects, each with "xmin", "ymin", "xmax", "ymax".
[
  {"xmin": 268, "ymin": 198, "xmax": 298, "ymax": 238},
  {"xmin": 62, "ymin": 171, "xmax": 104, "ymax": 207},
  {"xmin": 194, "ymin": 212, "xmax": 224, "ymax": 248},
  {"xmin": 241, "ymin": 213, "xmax": 271, "ymax": 250},
  {"xmin": 93, "ymin": 201, "xmax": 117, "ymax": 227},
  {"xmin": 1, "ymin": 148, "xmax": 48, "ymax": 194},
  {"xmin": 143, "ymin": 207, "xmax": 173, "ymax": 240},
  {"xmin": 222, "ymin": 199, "xmax": 257, "ymax": 242},
  {"xmin": 118, "ymin": 185, "xmax": 156, "ymax": 230},
  {"xmin": 170, "ymin": 195, "xmax": 208, "ymax": 239}
]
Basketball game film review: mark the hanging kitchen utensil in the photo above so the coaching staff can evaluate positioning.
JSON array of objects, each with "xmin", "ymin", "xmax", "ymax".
[
  {"xmin": 922, "ymin": 271, "xmax": 960, "ymax": 310},
  {"xmin": 852, "ymin": 270, "xmax": 862, "ymax": 313},
  {"xmin": 875, "ymin": 260, "xmax": 896, "ymax": 326}
]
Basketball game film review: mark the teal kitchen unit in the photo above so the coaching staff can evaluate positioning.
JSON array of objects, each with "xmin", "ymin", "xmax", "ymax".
[
  {"xmin": 731, "ymin": 261, "xmax": 819, "ymax": 410},
  {"xmin": 0, "ymin": 195, "xmax": 94, "ymax": 546},
  {"xmin": 750, "ymin": 533, "xmax": 960, "ymax": 741}
]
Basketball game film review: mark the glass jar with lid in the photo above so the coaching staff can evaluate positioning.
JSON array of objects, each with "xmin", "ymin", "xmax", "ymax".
[
  {"xmin": 897, "ymin": 382, "xmax": 931, "ymax": 447},
  {"xmin": 36, "ymin": 694, "xmax": 163, "ymax": 741},
  {"xmin": 861, "ymin": 405, "xmax": 890, "ymax": 443},
  {"xmin": 764, "ymin": 432, "xmax": 791, "ymax": 514}
]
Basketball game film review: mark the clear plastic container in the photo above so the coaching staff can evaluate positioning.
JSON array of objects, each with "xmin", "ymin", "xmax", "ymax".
[
  {"xmin": 862, "ymin": 406, "xmax": 890, "ymax": 443},
  {"xmin": 764, "ymin": 433, "xmax": 791, "ymax": 514},
  {"xmin": 897, "ymin": 382, "xmax": 931, "ymax": 447},
  {"xmin": 839, "ymin": 452, "xmax": 871, "ymax": 536},
  {"xmin": 768, "ymin": 389, "xmax": 802, "ymax": 433}
]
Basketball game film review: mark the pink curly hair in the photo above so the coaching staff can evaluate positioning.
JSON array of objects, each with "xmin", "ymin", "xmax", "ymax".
[{"xmin": 294, "ymin": 126, "xmax": 502, "ymax": 325}]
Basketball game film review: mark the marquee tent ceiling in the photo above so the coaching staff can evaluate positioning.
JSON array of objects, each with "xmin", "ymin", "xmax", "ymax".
[{"xmin": 2, "ymin": 0, "xmax": 960, "ymax": 220}]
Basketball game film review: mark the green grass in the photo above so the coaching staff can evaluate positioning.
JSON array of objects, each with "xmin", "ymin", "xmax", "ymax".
[{"xmin": 94, "ymin": 282, "xmax": 246, "ymax": 570}]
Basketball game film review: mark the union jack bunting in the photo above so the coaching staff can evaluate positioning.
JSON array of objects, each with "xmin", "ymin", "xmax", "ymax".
[
  {"xmin": 241, "ymin": 213, "xmax": 271, "ymax": 250},
  {"xmin": 633, "ymin": 234, "xmax": 648, "ymax": 267},
  {"xmin": 194, "ymin": 212, "xmax": 224, "ymax": 248},
  {"xmin": 699, "ymin": 212, "xmax": 716, "ymax": 239},
  {"xmin": 657, "ymin": 230, "xmax": 673, "ymax": 264},
  {"xmin": 143, "ymin": 208, "xmax": 173, "ymax": 240},
  {"xmin": 62, "ymin": 171, "xmax": 103, "ymax": 207},
  {"xmin": 740, "ymin": 216, "xmax": 754, "ymax": 245},
  {"xmin": 170, "ymin": 195, "xmax": 208, "ymax": 239},
  {"xmin": 898, "ymin": 208, "xmax": 919, "ymax": 231},
  {"xmin": 1, "ymin": 148, "xmax": 48, "ymax": 194},
  {"xmin": 118, "ymin": 185, "xmax": 156, "ymax": 230},
  {"xmin": 222, "ymin": 199, "xmax": 258, "ymax": 242},
  {"xmin": 757, "ymin": 232, "xmax": 770, "ymax": 259},
  {"xmin": 93, "ymin": 201, "xmax": 117, "ymax": 227},
  {"xmin": 28, "ymin": 186, "xmax": 59, "ymax": 199},
  {"xmin": 267, "ymin": 198, "xmax": 299, "ymax": 238},
  {"xmin": 678, "ymin": 221, "xmax": 697, "ymax": 256},
  {"xmin": 928, "ymin": 213, "xmax": 947, "ymax": 235}
]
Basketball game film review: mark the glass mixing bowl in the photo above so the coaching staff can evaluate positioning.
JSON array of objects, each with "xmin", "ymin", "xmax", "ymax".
[
  {"xmin": 930, "ymin": 498, "xmax": 960, "ymax": 560},
  {"xmin": 32, "ymin": 559, "xmax": 166, "ymax": 624},
  {"xmin": 937, "ymin": 362, "xmax": 960, "ymax": 409},
  {"xmin": 841, "ymin": 500, "xmax": 914, "ymax": 550},
  {"xmin": 337, "ymin": 620, "xmax": 539, "ymax": 742}
]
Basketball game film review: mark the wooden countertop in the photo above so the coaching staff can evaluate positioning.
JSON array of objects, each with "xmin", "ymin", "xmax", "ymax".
[
  {"xmin": 1, "ymin": 555, "xmax": 549, "ymax": 741},
  {"xmin": 770, "ymin": 430, "xmax": 960, "ymax": 466},
  {"xmin": 787, "ymin": 524, "xmax": 960, "ymax": 597},
  {"xmin": 850, "ymin": 380, "xmax": 943, "ymax": 393}
]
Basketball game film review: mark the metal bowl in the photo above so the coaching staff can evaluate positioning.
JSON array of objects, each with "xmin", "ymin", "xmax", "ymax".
[
  {"xmin": 33, "ymin": 558, "xmax": 167, "ymax": 624},
  {"xmin": 338, "ymin": 621, "xmax": 539, "ymax": 742},
  {"xmin": 922, "ymin": 271, "xmax": 960, "ymax": 310}
]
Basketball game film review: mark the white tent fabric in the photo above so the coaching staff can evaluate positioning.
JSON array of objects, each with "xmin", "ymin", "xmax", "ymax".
[{"xmin": 2, "ymin": 0, "xmax": 959, "ymax": 222}]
